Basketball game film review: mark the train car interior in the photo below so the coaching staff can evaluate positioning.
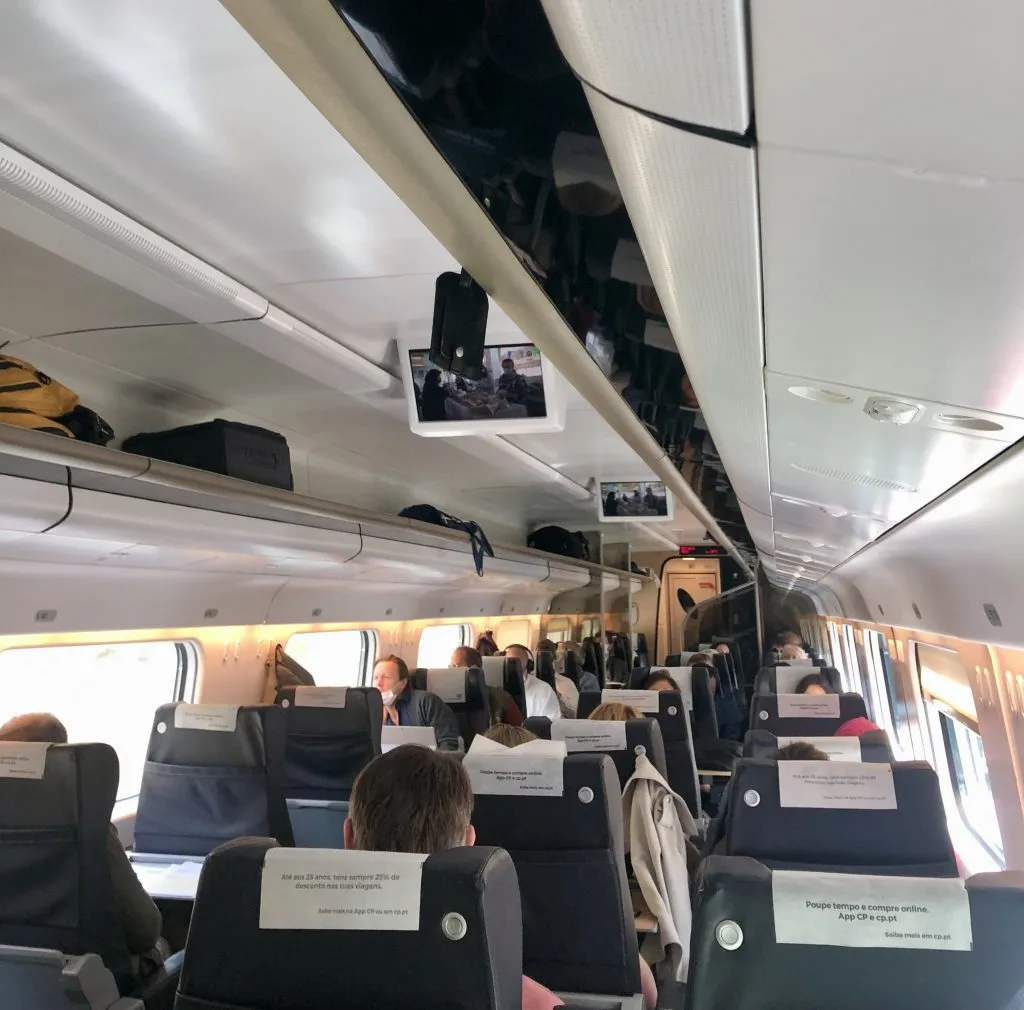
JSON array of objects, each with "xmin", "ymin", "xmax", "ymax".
[{"xmin": 0, "ymin": 2, "xmax": 1022, "ymax": 1009}]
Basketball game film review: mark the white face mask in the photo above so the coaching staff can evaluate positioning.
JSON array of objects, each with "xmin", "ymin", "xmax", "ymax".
[{"xmin": 380, "ymin": 689, "xmax": 398, "ymax": 707}]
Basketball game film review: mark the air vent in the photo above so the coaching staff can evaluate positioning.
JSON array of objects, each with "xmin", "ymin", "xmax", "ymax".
[
  {"xmin": 983, "ymin": 603, "xmax": 1003, "ymax": 628},
  {"xmin": 790, "ymin": 463, "xmax": 917, "ymax": 493}
]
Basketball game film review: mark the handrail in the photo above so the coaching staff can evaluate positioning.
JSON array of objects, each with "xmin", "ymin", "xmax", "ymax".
[{"xmin": 218, "ymin": 0, "xmax": 754, "ymax": 580}]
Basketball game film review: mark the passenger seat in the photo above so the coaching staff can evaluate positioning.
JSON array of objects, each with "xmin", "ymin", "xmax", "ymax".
[{"xmin": 411, "ymin": 667, "xmax": 489, "ymax": 747}]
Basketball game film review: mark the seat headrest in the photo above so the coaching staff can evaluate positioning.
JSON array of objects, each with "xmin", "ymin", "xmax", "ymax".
[
  {"xmin": 147, "ymin": 703, "xmax": 281, "ymax": 767},
  {"xmin": 755, "ymin": 666, "xmax": 843, "ymax": 695},
  {"xmin": 750, "ymin": 692, "xmax": 868, "ymax": 736},
  {"xmin": 690, "ymin": 855, "xmax": 1024, "ymax": 1010},
  {"xmin": 743, "ymin": 729, "xmax": 895, "ymax": 763},
  {"xmin": 411, "ymin": 667, "xmax": 486, "ymax": 706},
  {"xmin": 724, "ymin": 759, "xmax": 956, "ymax": 874},
  {"xmin": 277, "ymin": 686, "xmax": 383, "ymax": 727},
  {"xmin": 176, "ymin": 838, "xmax": 522, "ymax": 1010}
]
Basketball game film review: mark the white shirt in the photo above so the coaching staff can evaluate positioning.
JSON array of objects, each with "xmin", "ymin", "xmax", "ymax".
[
  {"xmin": 524, "ymin": 674, "xmax": 563, "ymax": 721},
  {"xmin": 554, "ymin": 673, "xmax": 580, "ymax": 719}
]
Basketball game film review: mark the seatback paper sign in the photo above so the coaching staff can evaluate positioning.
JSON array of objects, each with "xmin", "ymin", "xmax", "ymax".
[
  {"xmin": 601, "ymin": 689, "xmax": 660, "ymax": 714},
  {"xmin": 0, "ymin": 742, "xmax": 49, "ymax": 779},
  {"xmin": 778, "ymin": 761, "xmax": 897, "ymax": 809},
  {"xmin": 464, "ymin": 736, "xmax": 566, "ymax": 795},
  {"xmin": 776, "ymin": 736, "xmax": 863, "ymax": 761},
  {"xmin": 260, "ymin": 849, "xmax": 426, "ymax": 930},
  {"xmin": 381, "ymin": 726, "xmax": 437, "ymax": 753},
  {"xmin": 772, "ymin": 870, "xmax": 973, "ymax": 950},
  {"xmin": 427, "ymin": 668, "xmax": 467, "ymax": 705},
  {"xmin": 173, "ymin": 705, "xmax": 239, "ymax": 732},
  {"xmin": 552, "ymin": 719, "xmax": 627, "ymax": 752},
  {"xmin": 776, "ymin": 693, "xmax": 841, "ymax": 718},
  {"xmin": 293, "ymin": 687, "xmax": 348, "ymax": 709}
]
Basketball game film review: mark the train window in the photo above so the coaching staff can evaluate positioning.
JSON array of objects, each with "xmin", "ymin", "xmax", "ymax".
[
  {"xmin": 840, "ymin": 624, "xmax": 861, "ymax": 692},
  {"xmin": 417, "ymin": 624, "xmax": 470, "ymax": 668},
  {"xmin": 580, "ymin": 618, "xmax": 600, "ymax": 640},
  {"xmin": 864, "ymin": 631, "xmax": 911, "ymax": 758},
  {"xmin": 938, "ymin": 712, "xmax": 1004, "ymax": 864},
  {"xmin": 285, "ymin": 630, "xmax": 377, "ymax": 687},
  {"xmin": 0, "ymin": 640, "xmax": 197, "ymax": 805},
  {"xmin": 545, "ymin": 619, "xmax": 571, "ymax": 644},
  {"xmin": 826, "ymin": 621, "xmax": 847, "ymax": 687}
]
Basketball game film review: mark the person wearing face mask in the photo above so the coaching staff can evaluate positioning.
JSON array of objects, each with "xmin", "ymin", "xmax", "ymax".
[{"xmin": 372, "ymin": 655, "xmax": 460, "ymax": 751}]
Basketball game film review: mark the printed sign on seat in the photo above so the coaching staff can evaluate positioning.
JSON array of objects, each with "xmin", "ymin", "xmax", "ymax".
[
  {"xmin": 173, "ymin": 838, "xmax": 522, "ymax": 1010},
  {"xmin": 749, "ymin": 693, "xmax": 868, "ymax": 737},
  {"xmin": 412, "ymin": 667, "xmax": 489, "ymax": 746},
  {"xmin": 688, "ymin": 855, "xmax": 1024, "ymax": 1010},
  {"xmin": 743, "ymin": 729, "xmax": 894, "ymax": 763}
]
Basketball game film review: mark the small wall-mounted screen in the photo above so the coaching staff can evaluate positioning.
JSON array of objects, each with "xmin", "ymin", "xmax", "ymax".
[{"xmin": 598, "ymin": 480, "xmax": 674, "ymax": 523}]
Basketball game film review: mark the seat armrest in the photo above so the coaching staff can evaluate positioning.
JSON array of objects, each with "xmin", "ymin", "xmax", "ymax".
[
  {"xmin": 131, "ymin": 949, "xmax": 184, "ymax": 1010},
  {"xmin": 555, "ymin": 991, "xmax": 646, "ymax": 1010}
]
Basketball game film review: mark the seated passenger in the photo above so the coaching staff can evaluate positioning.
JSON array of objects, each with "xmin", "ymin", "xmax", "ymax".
[
  {"xmin": 505, "ymin": 644, "xmax": 562, "ymax": 721},
  {"xmin": 372, "ymin": 655, "xmax": 460, "ymax": 751},
  {"xmin": 638, "ymin": 670, "xmax": 681, "ymax": 693},
  {"xmin": 555, "ymin": 641, "xmax": 600, "ymax": 694},
  {"xmin": 794, "ymin": 672, "xmax": 833, "ymax": 695},
  {"xmin": 774, "ymin": 741, "xmax": 830, "ymax": 761},
  {"xmin": 588, "ymin": 701, "xmax": 642, "ymax": 721},
  {"xmin": 0, "ymin": 713, "xmax": 164, "ymax": 974},
  {"xmin": 343, "ymin": 746, "xmax": 565, "ymax": 1010},
  {"xmin": 451, "ymin": 646, "xmax": 523, "ymax": 728},
  {"xmin": 482, "ymin": 724, "xmax": 537, "ymax": 747},
  {"xmin": 477, "ymin": 631, "xmax": 499, "ymax": 657},
  {"xmin": 537, "ymin": 639, "xmax": 557, "ymax": 655},
  {"xmin": 835, "ymin": 716, "xmax": 883, "ymax": 737},
  {"xmin": 780, "ymin": 643, "xmax": 809, "ymax": 662}
]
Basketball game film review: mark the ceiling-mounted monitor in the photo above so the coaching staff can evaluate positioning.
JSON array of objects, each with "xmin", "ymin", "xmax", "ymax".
[
  {"xmin": 401, "ymin": 339, "xmax": 565, "ymax": 436},
  {"xmin": 598, "ymin": 479, "xmax": 674, "ymax": 523}
]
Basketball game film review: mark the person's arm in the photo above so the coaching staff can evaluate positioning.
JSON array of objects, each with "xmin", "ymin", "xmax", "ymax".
[
  {"xmin": 639, "ymin": 955, "xmax": 658, "ymax": 1008},
  {"xmin": 503, "ymin": 694, "xmax": 524, "ymax": 727},
  {"xmin": 105, "ymin": 824, "xmax": 163, "ymax": 954},
  {"xmin": 421, "ymin": 692, "xmax": 461, "ymax": 751},
  {"xmin": 542, "ymin": 682, "xmax": 564, "ymax": 721}
]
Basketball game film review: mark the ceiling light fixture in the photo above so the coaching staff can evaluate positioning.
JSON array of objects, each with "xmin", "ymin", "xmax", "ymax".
[
  {"xmin": 863, "ymin": 397, "xmax": 922, "ymax": 425},
  {"xmin": 933, "ymin": 413, "xmax": 1004, "ymax": 432},
  {"xmin": 788, "ymin": 386, "xmax": 853, "ymax": 405}
]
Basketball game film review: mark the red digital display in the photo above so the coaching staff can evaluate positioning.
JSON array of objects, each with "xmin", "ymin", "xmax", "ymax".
[{"xmin": 679, "ymin": 545, "xmax": 725, "ymax": 557}]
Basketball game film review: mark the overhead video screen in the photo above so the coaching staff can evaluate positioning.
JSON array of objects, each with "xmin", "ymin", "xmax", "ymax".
[{"xmin": 598, "ymin": 480, "xmax": 674, "ymax": 523}]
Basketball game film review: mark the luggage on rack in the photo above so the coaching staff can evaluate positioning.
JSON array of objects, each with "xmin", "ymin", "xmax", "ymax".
[
  {"xmin": 528, "ymin": 525, "xmax": 591, "ymax": 561},
  {"xmin": 399, "ymin": 504, "xmax": 494, "ymax": 576},
  {"xmin": 122, "ymin": 418, "xmax": 293, "ymax": 490}
]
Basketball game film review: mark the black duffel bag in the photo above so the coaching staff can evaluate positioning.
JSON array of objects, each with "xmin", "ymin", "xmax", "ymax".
[
  {"xmin": 399, "ymin": 504, "xmax": 494, "ymax": 576},
  {"xmin": 528, "ymin": 525, "xmax": 591, "ymax": 561}
]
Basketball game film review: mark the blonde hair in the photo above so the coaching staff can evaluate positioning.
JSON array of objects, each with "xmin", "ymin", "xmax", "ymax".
[
  {"xmin": 781, "ymin": 644, "xmax": 808, "ymax": 661},
  {"xmin": 483, "ymin": 724, "xmax": 537, "ymax": 748},
  {"xmin": 588, "ymin": 702, "xmax": 641, "ymax": 721}
]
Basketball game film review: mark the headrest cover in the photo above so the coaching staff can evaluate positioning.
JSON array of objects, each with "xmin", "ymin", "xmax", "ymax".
[
  {"xmin": 259, "ymin": 848, "xmax": 427, "ymax": 930},
  {"xmin": 427, "ymin": 668, "xmax": 468, "ymax": 704},
  {"xmin": 775, "ymin": 693, "xmax": 841, "ymax": 719},
  {"xmin": 776, "ymin": 736, "xmax": 863, "ymax": 761},
  {"xmin": 381, "ymin": 726, "xmax": 437, "ymax": 753},
  {"xmin": 600, "ymin": 688, "xmax": 659, "ymax": 714},
  {"xmin": 464, "ymin": 736, "xmax": 567, "ymax": 796},
  {"xmin": 668, "ymin": 667, "xmax": 696, "ymax": 711},
  {"xmin": 479, "ymin": 656, "xmax": 505, "ymax": 688},
  {"xmin": 173, "ymin": 705, "xmax": 240, "ymax": 732},
  {"xmin": 776, "ymin": 761, "xmax": 897, "ymax": 810},
  {"xmin": 772, "ymin": 868, "xmax": 972, "ymax": 950},
  {"xmin": 288, "ymin": 687, "xmax": 348, "ymax": 709},
  {"xmin": 775, "ymin": 667, "xmax": 824, "ymax": 694},
  {"xmin": 551, "ymin": 719, "xmax": 627, "ymax": 752},
  {"xmin": 0, "ymin": 741, "xmax": 50, "ymax": 779}
]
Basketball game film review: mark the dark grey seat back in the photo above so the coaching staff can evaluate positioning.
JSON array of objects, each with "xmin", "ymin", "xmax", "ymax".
[
  {"xmin": 749, "ymin": 693, "xmax": 868, "ymax": 736},
  {"xmin": 135, "ymin": 704, "xmax": 292, "ymax": 856},
  {"xmin": 471, "ymin": 754, "xmax": 641, "ymax": 997},
  {"xmin": 0, "ymin": 946, "xmax": 139, "ymax": 1010},
  {"xmin": 743, "ymin": 729, "xmax": 894, "ymax": 762},
  {"xmin": 688, "ymin": 856, "xmax": 1024, "ymax": 1010},
  {"xmin": 275, "ymin": 687, "xmax": 382, "ymax": 848},
  {"xmin": 0, "ymin": 743, "xmax": 134, "ymax": 994},
  {"xmin": 721, "ymin": 759, "xmax": 957, "ymax": 875},
  {"xmin": 174, "ymin": 838, "xmax": 522, "ymax": 1010},
  {"xmin": 411, "ymin": 667, "xmax": 489, "ymax": 746},
  {"xmin": 480, "ymin": 656, "xmax": 527, "ymax": 717},
  {"xmin": 754, "ymin": 666, "xmax": 842, "ymax": 695}
]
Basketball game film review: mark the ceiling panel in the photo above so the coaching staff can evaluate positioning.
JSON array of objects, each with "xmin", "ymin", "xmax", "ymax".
[
  {"xmin": 584, "ymin": 84, "xmax": 770, "ymax": 515},
  {"xmin": 753, "ymin": 0, "xmax": 1024, "ymax": 179},
  {"xmin": 761, "ymin": 146, "xmax": 1024, "ymax": 416},
  {"xmin": 0, "ymin": 227, "xmax": 188, "ymax": 337},
  {"xmin": 543, "ymin": 0, "xmax": 749, "ymax": 132}
]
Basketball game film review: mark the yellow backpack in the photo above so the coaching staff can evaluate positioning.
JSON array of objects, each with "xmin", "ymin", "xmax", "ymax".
[{"xmin": 0, "ymin": 354, "xmax": 81, "ymax": 437}]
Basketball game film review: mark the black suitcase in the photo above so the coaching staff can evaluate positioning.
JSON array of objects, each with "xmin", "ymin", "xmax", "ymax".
[
  {"xmin": 122, "ymin": 418, "xmax": 293, "ymax": 490},
  {"xmin": 528, "ymin": 525, "xmax": 591, "ymax": 561}
]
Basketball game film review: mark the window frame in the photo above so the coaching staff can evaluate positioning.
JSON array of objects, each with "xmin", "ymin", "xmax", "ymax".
[{"xmin": 284, "ymin": 629, "xmax": 378, "ymax": 687}]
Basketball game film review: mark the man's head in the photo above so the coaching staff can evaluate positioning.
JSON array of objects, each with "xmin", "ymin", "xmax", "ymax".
[
  {"xmin": 778, "ymin": 631, "xmax": 802, "ymax": 648},
  {"xmin": 795, "ymin": 673, "xmax": 831, "ymax": 696},
  {"xmin": 343, "ymin": 746, "xmax": 475, "ymax": 854},
  {"xmin": 775, "ymin": 741, "xmax": 830, "ymax": 761},
  {"xmin": 781, "ymin": 644, "xmax": 808, "ymax": 661},
  {"xmin": 501, "ymin": 358, "xmax": 515, "ymax": 373},
  {"xmin": 643, "ymin": 671, "xmax": 680, "ymax": 693},
  {"xmin": 0, "ymin": 713, "xmax": 68, "ymax": 743},
  {"xmin": 451, "ymin": 645, "xmax": 483, "ymax": 669},
  {"xmin": 537, "ymin": 639, "xmax": 556, "ymax": 654},
  {"xmin": 504, "ymin": 644, "xmax": 533, "ymax": 674},
  {"xmin": 373, "ymin": 655, "xmax": 410, "ymax": 701},
  {"xmin": 483, "ymin": 724, "xmax": 537, "ymax": 747}
]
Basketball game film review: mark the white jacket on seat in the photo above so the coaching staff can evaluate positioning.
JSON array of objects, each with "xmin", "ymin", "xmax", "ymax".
[{"xmin": 622, "ymin": 753, "xmax": 697, "ymax": 983}]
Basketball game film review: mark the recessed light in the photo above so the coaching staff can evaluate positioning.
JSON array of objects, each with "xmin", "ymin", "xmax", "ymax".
[
  {"xmin": 934, "ymin": 413, "xmax": 1004, "ymax": 432},
  {"xmin": 788, "ymin": 386, "xmax": 853, "ymax": 405}
]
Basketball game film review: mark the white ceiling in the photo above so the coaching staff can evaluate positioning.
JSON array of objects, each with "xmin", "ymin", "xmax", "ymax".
[{"xmin": 0, "ymin": 0, "xmax": 702, "ymax": 552}]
